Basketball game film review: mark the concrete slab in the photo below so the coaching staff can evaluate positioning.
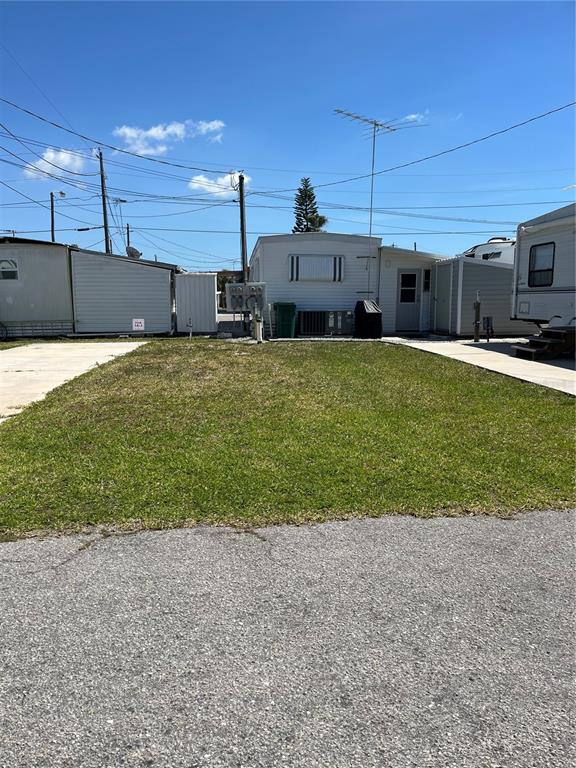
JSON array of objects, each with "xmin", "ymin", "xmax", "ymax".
[
  {"xmin": 389, "ymin": 338, "xmax": 576, "ymax": 396},
  {"xmin": 0, "ymin": 342, "xmax": 146, "ymax": 423}
]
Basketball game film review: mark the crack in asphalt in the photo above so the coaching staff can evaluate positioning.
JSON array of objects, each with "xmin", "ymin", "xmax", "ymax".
[{"xmin": 0, "ymin": 529, "xmax": 147, "ymax": 582}]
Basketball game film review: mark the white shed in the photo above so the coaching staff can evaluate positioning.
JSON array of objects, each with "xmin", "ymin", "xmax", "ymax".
[
  {"xmin": 71, "ymin": 249, "xmax": 175, "ymax": 334},
  {"xmin": 175, "ymin": 272, "xmax": 218, "ymax": 334},
  {"xmin": 431, "ymin": 256, "xmax": 538, "ymax": 337}
]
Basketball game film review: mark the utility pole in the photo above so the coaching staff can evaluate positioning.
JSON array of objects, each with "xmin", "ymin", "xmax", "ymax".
[
  {"xmin": 238, "ymin": 173, "xmax": 248, "ymax": 283},
  {"xmin": 237, "ymin": 172, "xmax": 250, "ymax": 333},
  {"xmin": 126, "ymin": 223, "xmax": 130, "ymax": 248},
  {"xmin": 98, "ymin": 149, "xmax": 111, "ymax": 254},
  {"xmin": 50, "ymin": 192, "xmax": 55, "ymax": 242}
]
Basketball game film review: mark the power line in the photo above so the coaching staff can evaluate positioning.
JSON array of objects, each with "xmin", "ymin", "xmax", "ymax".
[
  {"xmin": 1, "ymin": 196, "xmax": 569, "ymax": 211},
  {"xmin": 0, "ymin": 96, "xmax": 239, "ymax": 180},
  {"xmin": 0, "ymin": 122, "xmax": 99, "ymax": 176},
  {"xmin": 0, "ymin": 42, "xmax": 92, "ymax": 152},
  {"xmin": 1, "ymin": 129, "xmax": 571, "ymax": 185},
  {"xmin": 5, "ymin": 225, "xmax": 516, "ymax": 237},
  {"xmin": 134, "ymin": 230, "xmax": 237, "ymax": 265},
  {"xmin": 260, "ymin": 101, "xmax": 576, "ymax": 194},
  {"xmin": 0, "ymin": 179, "xmax": 102, "ymax": 227}
]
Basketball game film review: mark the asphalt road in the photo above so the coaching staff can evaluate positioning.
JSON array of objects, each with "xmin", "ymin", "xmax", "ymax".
[{"xmin": 1, "ymin": 510, "xmax": 574, "ymax": 768}]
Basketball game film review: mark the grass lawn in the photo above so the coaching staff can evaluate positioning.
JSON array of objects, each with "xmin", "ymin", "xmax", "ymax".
[
  {"xmin": 0, "ymin": 340, "xmax": 33, "ymax": 350},
  {"xmin": 0, "ymin": 338, "xmax": 574, "ymax": 536}
]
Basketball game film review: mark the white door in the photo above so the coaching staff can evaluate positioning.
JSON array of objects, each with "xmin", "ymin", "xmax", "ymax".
[{"xmin": 396, "ymin": 270, "xmax": 421, "ymax": 332}]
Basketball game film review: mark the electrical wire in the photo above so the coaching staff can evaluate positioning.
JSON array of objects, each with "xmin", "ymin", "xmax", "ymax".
[
  {"xmin": 0, "ymin": 96, "xmax": 238, "ymax": 179},
  {"xmin": 0, "ymin": 122, "xmax": 99, "ymax": 176},
  {"xmin": 0, "ymin": 179, "xmax": 102, "ymax": 227},
  {"xmin": 2, "ymin": 96, "xmax": 573, "ymax": 190},
  {"xmin": 256, "ymin": 101, "xmax": 576, "ymax": 194},
  {"xmin": 6, "ymin": 225, "xmax": 517, "ymax": 236}
]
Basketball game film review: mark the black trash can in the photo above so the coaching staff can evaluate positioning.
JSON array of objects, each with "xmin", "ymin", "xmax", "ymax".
[{"xmin": 354, "ymin": 300, "xmax": 382, "ymax": 339}]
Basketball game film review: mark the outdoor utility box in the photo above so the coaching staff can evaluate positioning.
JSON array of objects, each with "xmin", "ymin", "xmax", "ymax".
[
  {"xmin": 274, "ymin": 302, "xmax": 297, "ymax": 337},
  {"xmin": 226, "ymin": 282, "xmax": 267, "ymax": 315},
  {"xmin": 354, "ymin": 300, "xmax": 382, "ymax": 338}
]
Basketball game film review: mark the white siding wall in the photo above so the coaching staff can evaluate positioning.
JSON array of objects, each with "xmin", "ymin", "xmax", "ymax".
[
  {"xmin": 72, "ymin": 250, "xmax": 172, "ymax": 334},
  {"xmin": 460, "ymin": 260, "xmax": 538, "ymax": 336},
  {"xmin": 253, "ymin": 234, "xmax": 380, "ymax": 311},
  {"xmin": 432, "ymin": 257, "xmax": 539, "ymax": 337},
  {"xmin": 0, "ymin": 243, "xmax": 73, "ymax": 336},
  {"xmin": 377, "ymin": 248, "xmax": 438, "ymax": 334},
  {"xmin": 175, "ymin": 272, "xmax": 218, "ymax": 333}
]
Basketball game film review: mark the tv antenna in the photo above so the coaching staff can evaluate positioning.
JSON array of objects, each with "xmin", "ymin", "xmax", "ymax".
[{"xmin": 334, "ymin": 109, "xmax": 427, "ymax": 298}]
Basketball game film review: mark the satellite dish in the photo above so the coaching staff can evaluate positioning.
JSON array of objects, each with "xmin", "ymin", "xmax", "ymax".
[{"xmin": 126, "ymin": 246, "xmax": 142, "ymax": 259}]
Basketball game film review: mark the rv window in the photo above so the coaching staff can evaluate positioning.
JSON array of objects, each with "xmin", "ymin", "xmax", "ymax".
[
  {"xmin": 0, "ymin": 259, "xmax": 18, "ymax": 280},
  {"xmin": 528, "ymin": 242, "xmax": 554, "ymax": 287},
  {"xmin": 289, "ymin": 255, "xmax": 343, "ymax": 282},
  {"xmin": 423, "ymin": 269, "xmax": 430, "ymax": 292}
]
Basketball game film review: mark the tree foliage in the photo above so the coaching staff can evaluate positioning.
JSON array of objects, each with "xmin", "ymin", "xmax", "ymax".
[{"xmin": 292, "ymin": 178, "xmax": 328, "ymax": 233}]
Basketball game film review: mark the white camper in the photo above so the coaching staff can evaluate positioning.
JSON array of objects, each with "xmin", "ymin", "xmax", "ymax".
[
  {"xmin": 511, "ymin": 204, "xmax": 575, "ymax": 327},
  {"xmin": 459, "ymin": 237, "xmax": 515, "ymax": 264}
]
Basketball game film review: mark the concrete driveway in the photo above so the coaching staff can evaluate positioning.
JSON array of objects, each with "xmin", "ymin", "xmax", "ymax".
[
  {"xmin": 0, "ymin": 510, "xmax": 573, "ymax": 767},
  {"xmin": 391, "ymin": 338, "xmax": 576, "ymax": 396},
  {"xmin": 0, "ymin": 341, "xmax": 146, "ymax": 423}
]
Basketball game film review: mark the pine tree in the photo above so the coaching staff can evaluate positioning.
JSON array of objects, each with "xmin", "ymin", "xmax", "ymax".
[{"xmin": 292, "ymin": 178, "xmax": 328, "ymax": 233}]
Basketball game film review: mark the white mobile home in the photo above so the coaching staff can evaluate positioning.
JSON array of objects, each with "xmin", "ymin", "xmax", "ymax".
[
  {"xmin": 431, "ymin": 256, "xmax": 538, "ymax": 337},
  {"xmin": 0, "ymin": 238, "xmax": 74, "ymax": 336},
  {"xmin": 0, "ymin": 238, "xmax": 178, "ymax": 337},
  {"xmin": 511, "ymin": 203, "xmax": 576, "ymax": 327},
  {"xmin": 249, "ymin": 233, "xmax": 445, "ymax": 335}
]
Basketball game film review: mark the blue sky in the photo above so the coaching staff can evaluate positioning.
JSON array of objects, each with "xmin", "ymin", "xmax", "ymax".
[{"xmin": 0, "ymin": 1, "xmax": 574, "ymax": 271}]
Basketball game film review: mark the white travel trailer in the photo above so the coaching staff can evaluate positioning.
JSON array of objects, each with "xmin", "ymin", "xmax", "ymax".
[
  {"xmin": 458, "ymin": 237, "xmax": 515, "ymax": 264},
  {"xmin": 511, "ymin": 204, "xmax": 575, "ymax": 327}
]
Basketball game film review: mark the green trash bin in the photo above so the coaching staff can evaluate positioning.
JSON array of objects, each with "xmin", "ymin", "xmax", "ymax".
[{"xmin": 274, "ymin": 302, "xmax": 297, "ymax": 338}]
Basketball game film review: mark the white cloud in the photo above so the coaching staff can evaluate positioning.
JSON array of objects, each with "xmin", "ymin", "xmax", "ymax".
[
  {"xmin": 193, "ymin": 120, "xmax": 225, "ymax": 136},
  {"xmin": 112, "ymin": 122, "xmax": 188, "ymax": 156},
  {"xmin": 113, "ymin": 118, "xmax": 226, "ymax": 156},
  {"xmin": 562, "ymin": 183, "xmax": 576, "ymax": 190},
  {"xmin": 403, "ymin": 113, "xmax": 425, "ymax": 123},
  {"xmin": 401, "ymin": 109, "xmax": 431, "ymax": 124},
  {"xmin": 24, "ymin": 148, "xmax": 85, "ymax": 179},
  {"xmin": 188, "ymin": 171, "xmax": 251, "ymax": 198}
]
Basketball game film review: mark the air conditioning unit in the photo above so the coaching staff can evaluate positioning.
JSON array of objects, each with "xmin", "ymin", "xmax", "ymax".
[{"xmin": 297, "ymin": 310, "xmax": 354, "ymax": 336}]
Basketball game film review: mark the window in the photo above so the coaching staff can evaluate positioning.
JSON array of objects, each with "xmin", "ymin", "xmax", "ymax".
[
  {"xmin": 399, "ymin": 272, "xmax": 417, "ymax": 303},
  {"xmin": 528, "ymin": 242, "xmax": 554, "ymax": 287},
  {"xmin": 289, "ymin": 255, "xmax": 343, "ymax": 282},
  {"xmin": 481, "ymin": 251, "xmax": 502, "ymax": 260},
  {"xmin": 423, "ymin": 269, "xmax": 431, "ymax": 292},
  {"xmin": 0, "ymin": 259, "xmax": 18, "ymax": 280}
]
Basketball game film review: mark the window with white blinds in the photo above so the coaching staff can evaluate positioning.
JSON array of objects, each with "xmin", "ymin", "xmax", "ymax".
[{"xmin": 289, "ymin": 255, "xmax": 344, "ymax": 282}]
